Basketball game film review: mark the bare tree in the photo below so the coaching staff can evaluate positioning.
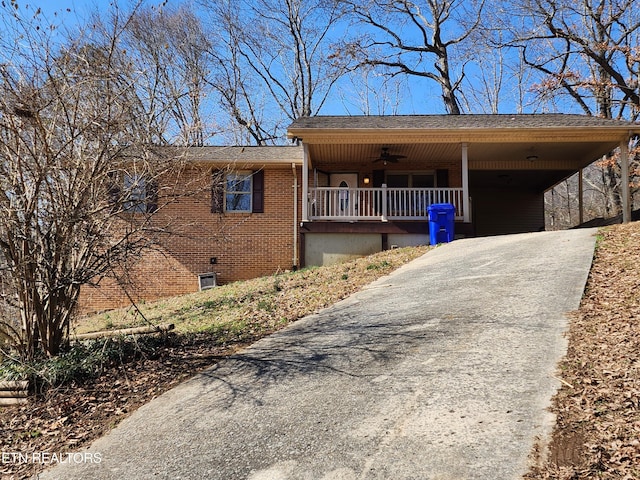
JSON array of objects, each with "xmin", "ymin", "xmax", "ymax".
[
  {"xmin": 545, "ymin": 178, "xmax": 576, "ymax": 229},
  {"xmin": 0, "ymin": 4, "xmax": 196, "ymax": 359},
  {"xmin": 116, "ymin": 4, "xmax": 214, "ymax": 146},
  {"xmin": 201, "ymin": 0, "xmax": 348, "ymax": 143},
  {"xmin": 242, "ymin": 0, "xmax": 347, "ymax": 119},
  {"xmin": 335, "ymin": 64, "xmax": 407, "ymax": 115},
  {"xmin": 337, "ymin": 0, "xmax": 486, "ymax": 115},
  {"xmin": 460, "ymin": 7, "xmax": 541, "ymax": 115},
  {"xmin": 504, "ymin": 0, "xmax": 640, "ymax": 120},
  {"xmin": 501, "ymin": 0, "xmax": 640, "ymax": 220},
  {"xmin": 458, "ymin": 36, "xmax": 507, "ymax": 114},
  {"xmin": 202, "ymin": 0, "xmax": 279, "ymax": 145}
]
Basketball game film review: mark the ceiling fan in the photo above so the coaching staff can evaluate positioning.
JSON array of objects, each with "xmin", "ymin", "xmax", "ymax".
[{"xmin": 371, "ymin": 147, "xmax": 406, "ymax": 165}]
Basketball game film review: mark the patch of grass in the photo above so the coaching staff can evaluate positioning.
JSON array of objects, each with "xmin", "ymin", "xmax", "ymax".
[
  {"xmin": 18, "ymin": 430, "xmax": 41, "ymax": 440},
  {"xmin": 593, "ymin": 231, "xmax": 605, "ymax": 250},
  {"xmin": 201, "ymin": 296, "xmax": 238, "ymax": 310},
  {"xmin": 257, "ymin": 299, "xmax": 274, "ymax": 312},
  {"xmin": 104, "ymin": 315, "xmax": 114, "ymax": 330},
  {"xmin": 199, "ymin": 319, "xmax": 250, "ymax": 343},
  {"xmin": 366, "ymin": 260, "xmax": 391, "ymax": 270},
  {"xmin": 74, "ymin": 246, "xmax": 430, "ymax": 339},
  {"xmin": 273, "ymin": 276, "xmax": 283, "ymax": 292}
]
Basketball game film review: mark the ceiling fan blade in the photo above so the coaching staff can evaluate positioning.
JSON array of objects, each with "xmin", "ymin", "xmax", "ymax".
[
  {"xmin": 372, "ymin": 157, "xmax": 399, "ymax": 164},
  {"xmin": 371, "ymin": 148, "xmax": 405, "ymax": 163}
]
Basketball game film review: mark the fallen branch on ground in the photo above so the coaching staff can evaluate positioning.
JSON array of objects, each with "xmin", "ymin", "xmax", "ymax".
[{"xmin": 72, "ymin": 324, "xmax": 175, "ymax": 341}]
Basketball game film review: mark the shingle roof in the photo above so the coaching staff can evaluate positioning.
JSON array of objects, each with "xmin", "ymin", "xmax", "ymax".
[
  {"xmin": 288, "ymin": 114, "xmax": 637, "ymax": 131},
  {"xmin": 185, "ymin": 145, "xmax": 303, "ymax": 163}
]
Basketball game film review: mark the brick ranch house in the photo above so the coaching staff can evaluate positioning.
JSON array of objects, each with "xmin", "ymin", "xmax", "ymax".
[{"xmin": 80, "ymin": 114, "xmax": 639, "ymax": 312}]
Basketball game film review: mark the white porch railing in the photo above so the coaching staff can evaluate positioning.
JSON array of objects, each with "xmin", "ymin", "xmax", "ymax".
[{"xmin": 308, "ymin": 186, "xmax": 465, "ymax": 221}]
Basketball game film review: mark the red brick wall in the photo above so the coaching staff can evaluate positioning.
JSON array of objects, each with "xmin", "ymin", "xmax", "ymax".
[
  {"xmin": 78, "ymin": 247, "xmax": 197, "ymax": 314},
  {"xmin": 79, "ymin": 164, "xmax": 302, "ymax": 313}
]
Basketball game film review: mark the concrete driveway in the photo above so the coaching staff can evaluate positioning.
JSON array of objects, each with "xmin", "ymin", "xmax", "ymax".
[{"xmin": 40, "ymin": 228, "xmax": 597, "ymax": 480}]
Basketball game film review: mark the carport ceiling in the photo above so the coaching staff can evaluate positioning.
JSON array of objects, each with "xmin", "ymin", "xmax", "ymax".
[
  {"xmin": 467, "ymin": 141, "xmax": 617, "ymax": 166},
  {"xmin": 469, "ymin": 169, "xmax": 575, "ymax": 192}
]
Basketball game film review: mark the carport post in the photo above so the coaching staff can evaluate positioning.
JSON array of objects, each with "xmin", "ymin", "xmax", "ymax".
[
  {"xmin": 578, "ymin": 168, "xmax": 584, "ymax": 225},
  {"xmin": 461, "ymin": 143, "xmax": 470, "ymax": 223},
  {"xmin": 620, "ymin": 138, "xmax": 631, "ymax": 223}
]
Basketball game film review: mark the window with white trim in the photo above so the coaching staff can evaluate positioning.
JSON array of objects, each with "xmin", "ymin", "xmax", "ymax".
[
  {"xmin": 225, "ymin": 171, "xmax": 253, "ymax": 212},
  {"xmin": 123, "ymin": 173, "xmax": 148, "ymax": 213},
  {"xmin": 211, "ymin": 169, "xmax": 264, "ymax": 214}
]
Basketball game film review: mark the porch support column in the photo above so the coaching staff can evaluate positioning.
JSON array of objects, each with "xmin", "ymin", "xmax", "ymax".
[
  {"xmin": 381, "ymin": 184, "xmax": 388, "ymax": 222},
  {"xmin": 302, "ymin": 143, "xmax": 310, "ymax": 223},
  {"xmin": 620, "ymin": 137, "xmax": 631, "ymax": 223},
  {"xmin": 461, "ymin": 143, "xmax": 470, "ymax": 223}
]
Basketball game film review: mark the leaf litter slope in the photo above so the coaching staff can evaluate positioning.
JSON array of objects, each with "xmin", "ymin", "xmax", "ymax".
[{"xmin": 527, "ymin": 222, "xmax": 640, "ymax": 479}]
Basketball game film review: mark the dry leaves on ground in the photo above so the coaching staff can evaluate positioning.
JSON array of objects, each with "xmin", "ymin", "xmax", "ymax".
[
  {"xmin": 8, "ymin": 222, "xmax": 640, "ymax": 480},
  {"xmin": 527, "ymin": 223, "xmax": 640, "ymax": 479}
]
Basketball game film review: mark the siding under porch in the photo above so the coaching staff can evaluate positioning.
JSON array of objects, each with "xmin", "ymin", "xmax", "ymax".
[{"xmin": 300, "ymin": 221, "xmax": 474, "ymax": 267}]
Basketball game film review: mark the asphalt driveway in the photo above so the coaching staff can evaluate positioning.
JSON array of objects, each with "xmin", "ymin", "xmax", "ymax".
[{"xmin": 40, "ymin": 228, "xmax": 597, "ymax": 480}]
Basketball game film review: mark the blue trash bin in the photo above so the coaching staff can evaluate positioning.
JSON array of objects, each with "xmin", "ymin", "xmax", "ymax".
[{"xmin": 427, "ymin": 203, "xmax": 455, "ymax": 245}]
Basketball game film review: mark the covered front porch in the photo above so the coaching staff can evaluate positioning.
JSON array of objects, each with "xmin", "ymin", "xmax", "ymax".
[{"xmin": 296, "ymin": 137, "xmax": 473, "ymax": 228}]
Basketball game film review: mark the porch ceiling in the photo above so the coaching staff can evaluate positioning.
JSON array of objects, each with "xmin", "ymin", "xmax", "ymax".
[{"xmin": 306, "ymin": 143, "xmax": 457, "ymax": 169}]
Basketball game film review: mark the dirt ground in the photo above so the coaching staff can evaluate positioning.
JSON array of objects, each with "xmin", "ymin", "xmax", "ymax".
[
  {"xmin": 0, "ymin": 334, "xmax": 252, "ymax": 479},
  {"xmin": 2, "ymin": 224, "xmax": 640, "ymax": 479}
]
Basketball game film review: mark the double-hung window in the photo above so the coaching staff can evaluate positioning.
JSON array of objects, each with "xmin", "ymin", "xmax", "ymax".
[
  {"xmin": 212, "ymin": 169, "xmax": 264, "ymax": 214},
  {"xmin": 225, "ymin": 171, "xmax": 253, "ymax": 212},
  {"xmin": 109, "ymin": 172, "xmax": 157, "ymax": 214}
]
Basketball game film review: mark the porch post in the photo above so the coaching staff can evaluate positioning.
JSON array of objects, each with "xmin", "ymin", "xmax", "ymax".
[
  {"xmin": 302, "ymin": 143, "xmax": 310, "ymax": 223},
  {"xmin": 381, "ymin": 183, "xmax": 388, "ymax": 222},
  {"xmin": 461, "ymin": 143, "xmax": 470, "ymax": 223},
  {"xmin": 620, "ymin": 137, "xmax": 631, "ymax": 223}
]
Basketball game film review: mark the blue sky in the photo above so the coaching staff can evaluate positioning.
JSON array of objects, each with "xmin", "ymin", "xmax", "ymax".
[
  {"xmin": 1, "ymin": 0, "xmax": 595, "ymax": 123},
  {"xmin": 8, "ymin": 0, "xmax": 508, "ymax": 115}
]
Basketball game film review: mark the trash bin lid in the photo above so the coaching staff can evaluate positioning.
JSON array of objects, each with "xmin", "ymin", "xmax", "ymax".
[{"xmin": 427, "ymin": 203, "xmax": 455, "ymax": 212}]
